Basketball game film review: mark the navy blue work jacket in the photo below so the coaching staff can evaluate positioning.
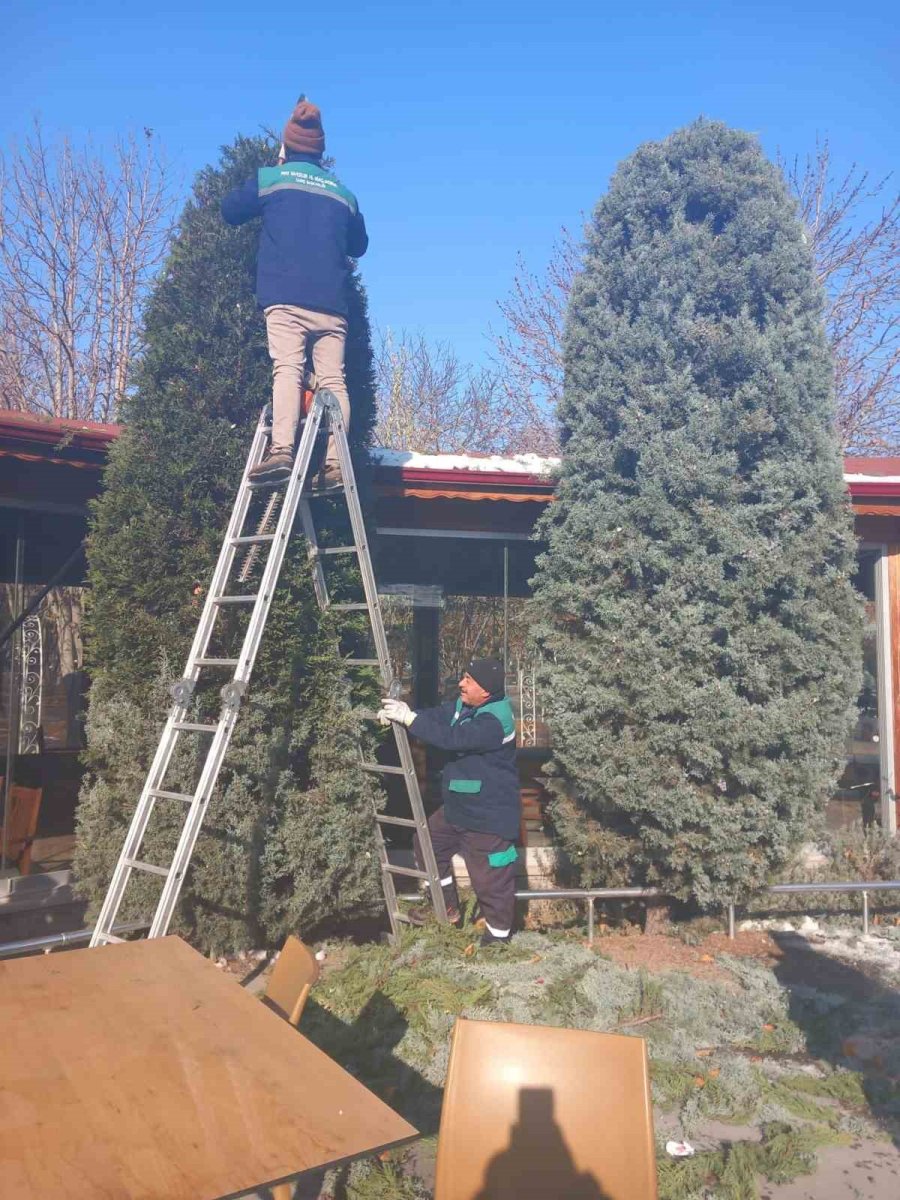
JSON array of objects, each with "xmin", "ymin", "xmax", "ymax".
[
  {"xmin": 221, "ymin": 159, "xmax": 368, "ymax": 317},
  {"xmin": 409, "ymin": 695, "xmax": 520, "ymax": 842}
]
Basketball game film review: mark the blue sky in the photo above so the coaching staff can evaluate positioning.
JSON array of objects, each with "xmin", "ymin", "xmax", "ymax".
[{"xmin": 3, "ymin": 0, "xmax": 897, "ymax": 369}]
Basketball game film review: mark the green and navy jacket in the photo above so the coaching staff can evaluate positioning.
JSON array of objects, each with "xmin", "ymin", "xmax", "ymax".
[
  {"xmin": 409, "ymin": 694, "xmax": 520, "ymax": 841},
  {"xmin": 221, "ymin": 156, "xmax": 368, "ymax": 317}
]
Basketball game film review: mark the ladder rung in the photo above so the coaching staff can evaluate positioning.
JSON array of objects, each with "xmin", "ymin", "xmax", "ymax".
[
  {"xmin": 213, "ymin": 594, "xmax": 259, "ymax": 605},
  {"xmin": 361, "ymin": 762, "xmax": 406, "ymax": 776},
  {"xmin": 393, "ymin": 911, "xmax": 413, "ymax": 924},
  {"xmin": 318, "ymin": 546, "xmax": 357, "ymax": 556},
  {"xmin": 195, "ymin": 657, "xmax": 240, "ymax": 667},
  {"xmin": 99, "ymin": 933, "xmax": 126, "ymax": 944},
  {"xmin": 376, "ymin": 814, "xmax": 418, "ymax": 828},
  {"xmin": 230, "ymin": 534, "xmax": 275, "ymax": 546},
  {"xmin": 345, "ymin": 658, "xmax": 380, "ymax": 667},
  {"xmin": 330, "ymin": 603, "xmax": 369, "ymax": 612},
  {"xmin": 172, "ymin": 723, "xmax": 218, "ymax": 733},
  {"xmin": 148, "ymin": 788, "xmax": 195, "ymax": 803},
  {"xmin": 384, "ymin": 864, "xmax": 429, "ymax": 880},
  {"xmin": 124, "ymin": 858, "xmax": 170, "ymax": 878}
]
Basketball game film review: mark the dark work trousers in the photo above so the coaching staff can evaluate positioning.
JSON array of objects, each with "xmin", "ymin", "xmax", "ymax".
[{"xmin": 414, "ymin": 806, "xmax": 517, "ymax": 936}]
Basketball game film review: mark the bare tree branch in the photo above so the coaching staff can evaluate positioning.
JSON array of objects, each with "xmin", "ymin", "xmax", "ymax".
[
  {"xmin": 373, "ymin": 328, "xmax": 547, "ymax": 455},
  {"xmin": 492, "ymin": 143, "xmax": 900, "ymax": 453},
  {"xmin": 783, "ymin": 139, "xmax": 900, "ymax": 452},
  {"xmin": 0, "ymin": 123, "xmax": 175, "ymax": 421}
]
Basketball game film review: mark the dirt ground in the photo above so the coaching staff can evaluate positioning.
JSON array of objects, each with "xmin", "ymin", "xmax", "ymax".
[{"xmin": 593, "ymin": 927, "xmax": 780, "ymax": 981}]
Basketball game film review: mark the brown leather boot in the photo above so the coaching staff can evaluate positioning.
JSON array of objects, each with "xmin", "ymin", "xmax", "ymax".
[
  {"xmin": 249, "ymin": 446, "xmax": 293, "ymax": 484},
  {"xmin": 310, "ymin": 460, "xmax": 342, "ymax": 493}
]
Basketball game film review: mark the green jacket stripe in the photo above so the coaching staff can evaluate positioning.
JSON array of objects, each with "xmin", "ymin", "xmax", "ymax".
[{"xmin": 257, "ymin": 164, "xmax": 358, "ymax": 215}]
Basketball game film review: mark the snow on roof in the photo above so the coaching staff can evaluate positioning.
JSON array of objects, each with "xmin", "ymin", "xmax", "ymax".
[
  {"xmin": 371, "ymin": 448, "xmax": 900, "ymax": 489},
  {"xmin": 371, "ymin": 447, "xmax": 560, "ymax": 475}
]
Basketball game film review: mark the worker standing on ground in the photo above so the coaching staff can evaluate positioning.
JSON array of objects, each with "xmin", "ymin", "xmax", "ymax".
[
  {"xmin": 378, "ymin": 658, "xmax": 520, "ymax": 946},
  {"xmin": 221, "ymin": 98, "xmax": 368, "ymax": 487}
]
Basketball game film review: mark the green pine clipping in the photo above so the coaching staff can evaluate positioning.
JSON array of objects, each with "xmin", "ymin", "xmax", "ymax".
[
  {"xmin": 530, "ymin": 120, "xmax": 863, "ymax": 908},
  {"xmin": 75, "ymin": 135, "xmax": 384, "ymax": 952}
]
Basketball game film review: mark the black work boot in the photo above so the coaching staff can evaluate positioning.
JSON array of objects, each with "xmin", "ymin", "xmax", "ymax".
[
  {"xmin": 249, "ymin": 446, "xmax": 293, "ymax": 484},
  {"xmin": 480, "ymin": 928, "xmax": 512, "ymax": 947},
  {"xmin": 406, "ymin": 903, "xmax": 461, "ymax": 927}
]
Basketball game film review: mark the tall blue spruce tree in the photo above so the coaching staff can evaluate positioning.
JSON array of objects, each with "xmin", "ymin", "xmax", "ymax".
[
  {"xmin": 531, "ymin": 120, "xmax": 863, "ymax": 908},
  {"xmin": 75, "ymin": 135, "xmax": 384, "ymax": 951}
]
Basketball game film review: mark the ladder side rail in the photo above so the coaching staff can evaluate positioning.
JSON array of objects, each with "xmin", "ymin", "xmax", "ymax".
[
  {"xmin": 327, "ymin": 400, "xmax": 449, "ymax": 925},
  {"xmin": 90, "ymin": 413, "xmax": 272, "ymax": 946},
  {"xmin": 298, "ymin": 498, "xmax": 330, "ymax": 609},
  {"xmin": 327, "ymin": 402, "xmax": 392, "ymax": 679},
  {"xmin": 89, "ymin": 793, "xmax": 166, "ymax": 944},
  {"xmin": 147, "ymin": 399, "xmax": 329, "ymax": 937},
  {"xmin": 182, "ymin": 410, "xmax": 272, "ymax": 675},
  {"xmin": 146, "ymin": 706, "xmax": 242, "ymax": 937},
  {"xmin": 375, "ymin": 826, "xmax": 403, "ymax": 940},
  {"xmin": 229, "ymin": 397, "xmax": 328, "ymax": 687},
  {"xmin": 388, "ymin": 723, "xmax": 449, "ymax": 924}
]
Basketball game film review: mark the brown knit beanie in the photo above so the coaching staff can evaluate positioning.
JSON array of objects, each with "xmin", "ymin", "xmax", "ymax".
[{"xmin": 283, "ymin": 100, "xmax": 325, "ymax": 157}]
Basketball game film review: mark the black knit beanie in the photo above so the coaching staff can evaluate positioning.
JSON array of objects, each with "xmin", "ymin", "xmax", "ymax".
[{"xmin": 466, "ymin": 657, "xmax": 505, "ymax": 696}]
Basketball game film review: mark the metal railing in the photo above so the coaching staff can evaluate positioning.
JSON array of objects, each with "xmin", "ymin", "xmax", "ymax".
[
  {"xmin": 728, "ymin": 880, "xmax": 900, "ymax": 939},
  {"xmin": 515, "ymin": 887, "xmax": 662, "ymax": 943},
  {"xmin": 515, "ymin": 881, "xmax": 900, "ymax": 943},
  {"xmin": 0, "ymin": 921, "xmax": 148, "ymax": 959},
  {"xmin": 2, "ymin": 882, "xmax": 899, "ymax": 958}
]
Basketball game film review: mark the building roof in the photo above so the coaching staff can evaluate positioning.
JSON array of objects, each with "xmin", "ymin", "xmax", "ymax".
[
  {"xmin": 0, "ymin": 410, "xmax": 120, "ymax": 456},
  {"xmin": 2, "ymin": 411, "xmax": 900, "ymax": 501},
  {"xmin": 843, "ymin": 456, "xmax": 900, "ymax": 497}
]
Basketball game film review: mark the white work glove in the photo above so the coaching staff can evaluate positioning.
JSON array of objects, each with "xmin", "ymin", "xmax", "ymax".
[{"xmin": 377, "ymin": 698, "xmax": 416, "ymax": 727}]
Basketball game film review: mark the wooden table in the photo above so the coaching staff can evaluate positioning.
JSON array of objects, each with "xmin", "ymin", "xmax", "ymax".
[{"xmin": 0, "ymin": 936, "xmax": 418, "ymax": 1198}]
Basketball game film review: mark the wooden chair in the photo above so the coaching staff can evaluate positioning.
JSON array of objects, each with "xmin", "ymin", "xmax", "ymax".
[
  {"xmin": 262, "ymin": 936, "xmax": 322, "ymax": 1199},
  {"xmin": 434, "ymin": 1018, "xmax": 658, "ymax": 1200},
  {"xmin": 264, "ymin": 934, "xmax": 321, "ymax": 1028},
  {"xmin": 1, "ymin": 785, "xmax": 42, "ymax": 875}
]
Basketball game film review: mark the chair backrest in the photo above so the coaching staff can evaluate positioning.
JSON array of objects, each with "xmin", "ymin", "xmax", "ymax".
[
  {"xmin": 435, "ymin": 1018, "xmax": 657, "ymax": 1200},
  {"xmin": 264, "ymin": 935, "xmax": 320, "ymax": 1028},
  {"xmin": 3, "ymin": 786, "xmax": 42, "ymax": 875}
]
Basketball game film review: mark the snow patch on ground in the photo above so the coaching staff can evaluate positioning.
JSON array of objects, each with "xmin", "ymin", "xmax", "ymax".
[{"xmin": 738, "ymin": 916, "xmax": 900, "ymax": 987}]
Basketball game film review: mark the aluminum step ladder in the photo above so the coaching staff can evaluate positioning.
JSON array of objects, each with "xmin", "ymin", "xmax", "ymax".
[{"xmin": 90, "ymin": 392, "xmax": 448, "ymax": 947}]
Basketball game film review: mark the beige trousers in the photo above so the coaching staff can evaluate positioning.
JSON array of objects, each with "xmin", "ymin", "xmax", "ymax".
[{"xmin": 263, "ymin": 304, "xmax": 351, "ymax": 461}]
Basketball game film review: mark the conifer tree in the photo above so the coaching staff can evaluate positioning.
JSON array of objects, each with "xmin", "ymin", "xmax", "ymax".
[
  {"xmin": 75, "ymin": 135, "xmax": 384, "ymax": 951},
  {"xmin": 531, "ymin": 120, "xmax": 863, "ymax": 907}
]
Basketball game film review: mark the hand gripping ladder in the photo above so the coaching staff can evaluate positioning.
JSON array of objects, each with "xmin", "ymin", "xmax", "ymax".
[{"xmin": 90, "ymin": 392, "xmax": 448, "ymax": 947}]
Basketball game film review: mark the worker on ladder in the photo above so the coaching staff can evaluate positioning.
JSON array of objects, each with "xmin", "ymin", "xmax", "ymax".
[
  {"xmin": 221, "ymin": 97, "xmax": 368, "ymax": 488},
  {"xmin": 378, "ymin": 658, "xmax": 521, "ymax": 946}
]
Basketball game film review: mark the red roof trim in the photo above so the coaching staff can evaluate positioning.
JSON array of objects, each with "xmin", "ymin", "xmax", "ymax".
[
  {"xmin": 375, "ymin": 465, "xmax": 554, "ymax": 491},
  {"xmin": 848, "ymin": 481, "xmax": 900, "ymax": 499},
  {"xmin": 0, "ymin": 410, "xmax": 120, "ymax": 452}
]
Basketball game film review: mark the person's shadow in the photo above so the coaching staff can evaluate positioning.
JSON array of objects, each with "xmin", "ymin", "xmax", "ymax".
[
  {"xmin": 256, "ymin": 990, "xmax": 443, "ymax": 1199},
  {"xmin": 771, "ymin": 931, "xmax": 900, "ymax": 1148},
  {"xmin": 473, "ymin": 1088, "xmax": 612, "ymax": 1200}
]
